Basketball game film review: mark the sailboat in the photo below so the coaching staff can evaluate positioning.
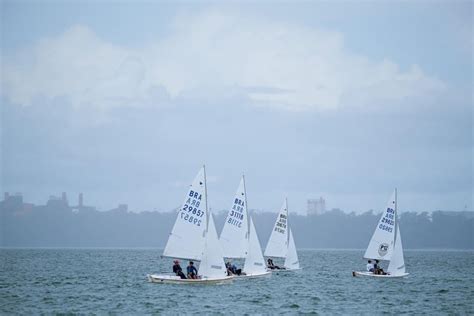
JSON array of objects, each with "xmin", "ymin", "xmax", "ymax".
[
  {"xmin": 264, "ymin": 198, "xmax": 301, "ymax": 271},
  {"xmin": 219, "ymin": 176, "xmax": 271, "ymax": 278},
  {"xmin": 147, "ymin": 166, "xmax": 233, "ymax": 284},
  {"xmin": 353, "ymin": 189, "xmax": 409, "ymax": 278}
]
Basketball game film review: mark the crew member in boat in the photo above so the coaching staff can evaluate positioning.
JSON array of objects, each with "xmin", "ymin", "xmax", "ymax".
[
  {"xmin": 187, "ymin": 261, "xmax": 198, "ymax": 279},
  {"xmin": 226, "ymin": 261, "xmax": 243, "ymax": 276},
  {"xmin": 374, "ymin": 259, "xmax": 387, "ymax": 275},
  {"xmin": 172, "ymin": 260, "xmax": 187, "ymax": 279},
  {"xmin": 366, "ymin": 260, "xmax": 374, "ymax": 273},
  {"xmin": 225, "ymin": 261, "xmax": 233, "ymax": 276},
  {"xmin": 267, "ymin": 258, "xmax": 283, "ymax": 270}
]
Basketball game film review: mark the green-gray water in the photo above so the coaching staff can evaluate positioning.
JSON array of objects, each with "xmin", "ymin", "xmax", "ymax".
[{"xmin": 1, "ymin": 249, "xmax": 473, "ymax": 314}]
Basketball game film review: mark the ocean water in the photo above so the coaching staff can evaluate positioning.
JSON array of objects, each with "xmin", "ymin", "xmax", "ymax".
[{"xmin": 1, "ymin": 249, "xmax": 473, "ymax": 314}]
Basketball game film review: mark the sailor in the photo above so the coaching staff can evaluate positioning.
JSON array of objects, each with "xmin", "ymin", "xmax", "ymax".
[
  {"xmin": 225, "ymin": 261, "xmax": 234, "ymax": 276},
  {"xmin": 366, "ymin": 260, "xmax": 374, "ymax": 273},
  {"xmin": 172, "ymin": 260, "xmax": 186, "ymax": 279},
  {"xmin": 267, "ymin": 258, "xmax": 282, "ymax": 270},
  {"xmin": 374, "ymin": 259, "xmax": 386, "ymax": 275},
  {"xmin": 226, "ymin": 261, "xmax": 242, "ymax": 276},
  {"xmin": 231, "ymin": 262, "xmax": 242, "ymax": 275},
  {"xmin": 187, "ymin": 261, "xmax": 198, "ymax": 279}
]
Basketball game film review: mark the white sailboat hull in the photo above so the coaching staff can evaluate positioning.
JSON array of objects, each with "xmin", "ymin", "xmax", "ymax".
[
  {"xmin": 147, "ymin": 274, "xmax": 234, "ymax": 285},
  {"xmin": 235, "ymin": 270, "xmax": 272, "ymax": 279},
  {"xmin": 352, "ymin": 271, "xmax": 409, "ymax": 278},
  {"xmin": 271, "ymin": 267, "xmax": 302, "ymax": 273}
]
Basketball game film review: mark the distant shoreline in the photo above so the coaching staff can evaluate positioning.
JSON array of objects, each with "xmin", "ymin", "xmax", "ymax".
[{"xmin": 1, "ymin": 247, "xmax": 473, "ymax": 251}]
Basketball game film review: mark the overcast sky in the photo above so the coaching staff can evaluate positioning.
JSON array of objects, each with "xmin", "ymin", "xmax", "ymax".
[{"xmin": 1, "ymin": 1, "xmax": 472, "ymax": 214}]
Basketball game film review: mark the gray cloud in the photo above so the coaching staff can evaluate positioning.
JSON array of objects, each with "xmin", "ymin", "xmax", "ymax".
[{"xmin": 1, "ymin": 87, "xmax": 472, "ymax": 213}]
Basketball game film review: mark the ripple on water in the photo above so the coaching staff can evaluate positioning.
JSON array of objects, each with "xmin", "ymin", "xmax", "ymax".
[{"xmin": 1, "ymin": 249, "xmax": 473, "ymax": 314}]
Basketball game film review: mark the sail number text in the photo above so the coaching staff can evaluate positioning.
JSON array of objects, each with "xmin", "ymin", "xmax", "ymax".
[
  {"xmin": 180, "ymin": 190, "xmax": 204, "ymax": 227},
  {"xmin": 227, "ymin": 198, "xmax": 245, "ymax": 228},
  {"xmin": 274, "ymin": 213, "xmax": 287, "ymax": 234},
  {"xmin": 378, "ymin": 207, "xmax": 394, "ymax": 233}
]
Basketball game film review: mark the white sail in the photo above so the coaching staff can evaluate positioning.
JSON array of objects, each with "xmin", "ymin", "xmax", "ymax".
[
  {"xmin": 198, "ymin": 213, "xmax": 228, "ymax": 279},
  {"xmin": 163, "ymin": 167, "xmax": 207, "ymax": 261},
  {"xmin": 264, "ymin": 199, "xmax": 289, "ymax": 258},
  {"xmin": 387, "ymin": 223, "xmax": 406, "ymax": 275},
  {"xmin": 364, "ymin": 190, "xmax": 396, "ymax": 261},
  {"xmin": 220, "ymin": 177, "xmax": 249, "ymax": 258},
  {"xmin": 243, "ymin": 216, "xmax": 267, "ymax": 275},
  {"xmin": 284, "ymin": 229, "xmax": 300, "ymax": 270}
]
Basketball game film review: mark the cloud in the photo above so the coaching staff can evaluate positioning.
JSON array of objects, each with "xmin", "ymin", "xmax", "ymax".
[{"xmin": 1, "ymin": 9, "xmax": 446, "ymax": 111}]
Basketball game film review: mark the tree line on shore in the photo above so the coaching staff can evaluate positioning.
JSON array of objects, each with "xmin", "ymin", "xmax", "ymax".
[{"xmin": 1, "ymin": 197, "xmax": 472, "ymax": 249}]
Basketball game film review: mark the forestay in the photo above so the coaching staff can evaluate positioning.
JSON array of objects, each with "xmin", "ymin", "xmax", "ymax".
[
  {"xmin": 387, "ymin": 224, "xmax": 406, "ymax": 275},
  {"xmin": 220, "ymin": 177, "xmax": 249, "ymax": 258},
  {"xmin": 364, "ymin": 190, "xmax": 396, "ymax": 261},
  {"xmin": 284, "ymin": 229, "xmax": 300, "ymax": 270},
  {"xmin": 243, "ymin": 216, "xmax": 267, "ymax": 275},
  {"xmin": 198, "ymin": 213, "xmax": 228, "ymax": 279},
  {"xmin": 163, "ymin": 167, "xmax": 207, "ymax": 261},
  {"xmin": 264, "ymin": 199, "xmax": 289, "ymax": 258}
]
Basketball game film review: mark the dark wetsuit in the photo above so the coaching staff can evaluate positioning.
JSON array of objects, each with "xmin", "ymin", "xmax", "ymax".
[
  {"xmin": 231, "ymin": 264, "xmax": 242, "ymax": 275},
  {"xmin": 267, "ymin": 259, "xmax": 282, "ymax": 270},
  {"xmin": 173, "ymin": 264, "xmax": 186, "ymax": 279}
]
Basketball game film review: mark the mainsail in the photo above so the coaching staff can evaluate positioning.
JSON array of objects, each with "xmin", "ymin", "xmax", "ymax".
[
  {"xmin": 243, "ymin": 216, "xmax": 267, "ymax": 275},
  {"xmin": 220, "ymin": 176, "xmax": 249, "ymax": 258},
  {"xmin": 284, "ymin": 229, "xmax": 300, "ymax": 270},
  {"xmin": 264, "ymin": 199, "xmax": 289, "ymax": 258},
  {"xmin": 162, "ymin": 167, "xmax": 208, "ymax": 261},
  {"xmin": 363, "ymin": 190, "xmax": 396, "ymax": 261}
]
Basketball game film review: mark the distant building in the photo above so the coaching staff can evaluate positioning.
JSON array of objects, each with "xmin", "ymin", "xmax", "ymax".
[
  {"xmin": 2, "ymin": 192, "xmax": 24, "ymax": 211},
  {"xmin": 62, "ymin": 192, "xmax": 68, "ymax": 204},
  {"xmin": 109, "ymin": 204, "xmax": 128, "ymax": 213},
  {"xmin": 1, "ymin": 192, "xmax": 34, "ymax": 215},
  {"xmin": 47, "ymin": 194, "xmax": 69, "ymax": 209},
  {"xmin": 72, "ymin": 193, "xmax": 96, "ymax": 213},
  {"xmin": 307, "ymin": 197, "xmax": 326, "ymax": 215}
]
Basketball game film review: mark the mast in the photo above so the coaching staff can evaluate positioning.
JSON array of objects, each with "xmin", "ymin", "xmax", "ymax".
[
  {"xmin": 204, "ymin": 164, "xmax": 209, "ymax": 232},
  {"xmin": 243, "ymin": 174, "xmax": 250, "ymax": 238},
  {"xmin": 285, "ymin": 197, "xmax": 290, "ymax": 245},
  {"xmin": 395, "ymin": 188, "xmax": 397, "ymax": 213},
  {"xmin": 394, "ymin": 188, "xmax": 398, "ymax": 245}
]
